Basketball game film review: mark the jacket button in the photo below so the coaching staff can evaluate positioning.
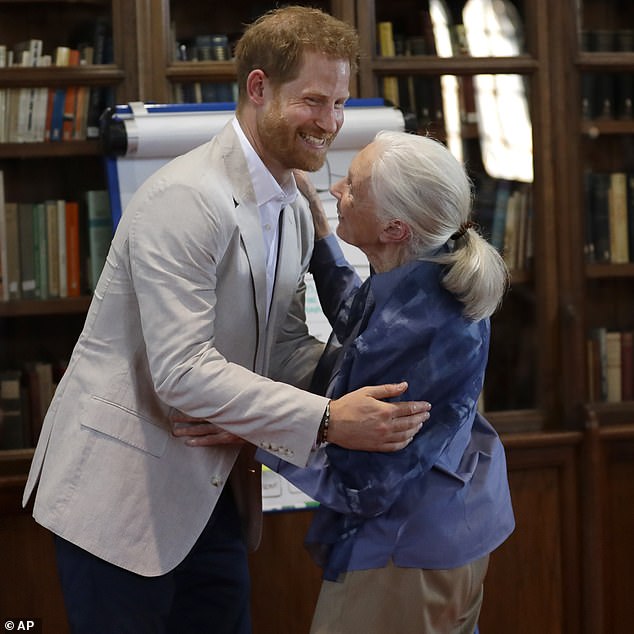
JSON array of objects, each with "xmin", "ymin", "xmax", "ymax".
[{"xmin": 210, "ymin": 476, "xmax": 223, "ymax": 487}]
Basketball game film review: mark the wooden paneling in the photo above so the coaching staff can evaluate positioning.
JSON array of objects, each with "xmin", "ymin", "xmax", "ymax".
[
  {"xmin": 0, "ymin": 482, "xmax": 69, "ymax": 633},
  {"xmin": 479, "ymin": 433, "xmax": 582, "ymax": 634},
  {"xmin": 1, "ymin": 428, "xmax": 632, "ymax": 633},
  {"xmin": 249, "ymin": 509, "xmax": 322, "ymax": 634},
  {"xmin": 599, "ymin": 428, "xmax": 634, "ymax": 634}
]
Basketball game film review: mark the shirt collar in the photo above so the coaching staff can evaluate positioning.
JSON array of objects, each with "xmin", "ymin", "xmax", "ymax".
[{"xmin": 232, "ymin": 117, "xmax": 298, "ymax": 208}]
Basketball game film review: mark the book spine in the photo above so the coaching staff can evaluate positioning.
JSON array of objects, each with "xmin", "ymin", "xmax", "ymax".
[
  {"xmin": 606, "ymin": 331, "xmax": 622, "ymax": 402},
  {"xmin": 32, "ymin": 202, "xmax": 48, "ymax": 300},
  {"xmin": 377, "ymin": 21, "xmax": 400, "ymax": 107},
  {"xmin": 18, "ymin": 203, "xmax": 36, "ymax": 299},
  {"xmin": 45, "ymin": 200, "xmax": 60, "ymax": 298},
  {"xmin": 0, "ymin": 370, "xmax": 28, "ymax": 449},
  {"xmin": 588, "ymin": 327, "xmax": 608, "ymax": 401},
  {"xmin": 0, "ymin": 45, "xmax": 7, "ymax": 143},
  {"xmin": 4, "ymin": 202, "xmax": 21, "ymax": 299},
  {"xmin": 621, "ymin": 330, "xmax": 633, "ymax": 401},
  {"xmin": 490, "ymin": 180, "xmax": 512, "ymax": 252},
  {"xmin": 65, "ymin": 201, "xmax": 81, "ymax": 297},
  {"xmin": 591, "ymin": 172, "xmax": 611, "ymax": 262},
  {"xmin": 85, "ymin": 190, "xmax": 113, "ymax": 291},
  {"xmin": 62, "ymin": 49, "xmax": 81, "ymax": 141},
  {"xmin": 57, "ymin": 200, "xmax": 68, "ymax": 298},
  {"xmin": 608, "ymin": 172, "xmax": 629, "ymax": 263},
  {"xmin": 0, "ymin": 170, "xmax": 6, "ymax": 300}
]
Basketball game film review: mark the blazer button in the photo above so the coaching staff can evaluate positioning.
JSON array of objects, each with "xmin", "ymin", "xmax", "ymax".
[{"xmin": 210, "ymin": 476, "xmax": 223, "ymax": 487}]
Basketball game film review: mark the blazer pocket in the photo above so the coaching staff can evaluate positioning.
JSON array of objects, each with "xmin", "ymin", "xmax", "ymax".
[{"xmin": 81, "ymin": 395, "xmax": 169, "ymax": 458}]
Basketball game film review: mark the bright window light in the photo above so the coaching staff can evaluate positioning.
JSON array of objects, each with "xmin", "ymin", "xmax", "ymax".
[{"xmin": 463, "ymin": 0, "xmax": 533, "ymax": 182}]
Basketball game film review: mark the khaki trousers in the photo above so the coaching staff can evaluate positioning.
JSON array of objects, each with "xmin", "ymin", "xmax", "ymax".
[{"xmin": 309, "ymin": 555, "xmax": 489, "ymax": 634}]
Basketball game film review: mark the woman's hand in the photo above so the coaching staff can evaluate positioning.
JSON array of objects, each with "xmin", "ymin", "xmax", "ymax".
[{"xmin": 293, "ymin": 169, "xmax": 332, "ymax": 240}]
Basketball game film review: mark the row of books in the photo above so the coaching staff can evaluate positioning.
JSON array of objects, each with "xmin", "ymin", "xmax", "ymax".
[
  {"xmin": 581, "ymin": 29, "xmax": 633, "ymax": 120},
  {"xmin": 581, "ymin": 72, "xmax": 633, "ymax": 121},
  {"xmin": 174, "ymin": 33, "xmax": 237, "ymax": 104},
  {"xmin": 580, "ymin": 29, "xmax": 634, "ymax": 53},
  {"xmin": 0, "ymin": 172, "xmax": 112, "ymax": 301},
  {"xmin": 0, "ymin": 22, "xmax": 114, "ymax": 143},
  {"xmin": 375, "ymin": 6, "xmax": 483, "ymax": 128},
  {"xmin": 587, "ymin": 328, "xmax": 634, "ymax": 403},
  {"xmin": 584, "ymin": 170, "xmax": 634, "ymax": 264},
  {"xmin": 475, "ymin": 177, "xmax": 534, "ymax": 272},
  {"xmin": 0, "ymin": 361, "xmax": 64, "ymax": 450}
]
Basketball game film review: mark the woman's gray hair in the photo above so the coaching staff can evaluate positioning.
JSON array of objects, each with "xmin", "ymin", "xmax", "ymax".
[{"xmin": 369, "ymin": 130, "xmax": 509, "ymax": 320}]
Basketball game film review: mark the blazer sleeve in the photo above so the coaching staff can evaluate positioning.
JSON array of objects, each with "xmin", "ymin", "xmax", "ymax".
[{"xmin": 309, "ymin": 234, "xmax": 362, "ymax": 330}]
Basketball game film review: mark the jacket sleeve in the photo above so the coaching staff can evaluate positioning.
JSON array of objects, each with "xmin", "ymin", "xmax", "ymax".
[{"xmin": 309, "ymin": 234, "xmax": 362, "ymax": 330}]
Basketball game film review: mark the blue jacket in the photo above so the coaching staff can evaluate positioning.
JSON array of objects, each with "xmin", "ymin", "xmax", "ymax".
[{"xmin": 259, "ymin": 235, "xmax": 515, "ymax": 581}]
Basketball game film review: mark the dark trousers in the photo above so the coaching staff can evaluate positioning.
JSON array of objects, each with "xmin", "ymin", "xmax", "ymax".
[{"xmin": 54, "ymin": 486, "xmax": 252, "ymax": 634}]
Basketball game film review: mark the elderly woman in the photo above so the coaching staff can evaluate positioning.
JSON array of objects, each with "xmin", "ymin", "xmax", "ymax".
[{"xmin": 259, "ymin": 131, "xmax": 515, "ymax": 634}]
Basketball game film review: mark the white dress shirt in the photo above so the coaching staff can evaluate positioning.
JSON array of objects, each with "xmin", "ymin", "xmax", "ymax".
[{"xmin": 232, "ymin": 118, "xmax": 298, "ymax": 319}]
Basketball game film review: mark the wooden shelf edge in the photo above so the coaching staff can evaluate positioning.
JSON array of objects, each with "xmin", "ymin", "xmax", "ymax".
[
  {"xmin": 485, "ymin": 408, "xmax": 544, "ymax": 434},
  {"xmin": 577, "ymin": 51, "xmax": 634, "ymax": 71},
  {"xmin": 371, "ymin": 55, "xmax": 538, "ymax": 76},
  {"xmin": 583, "ymin": 401, "xmax": 634, "ymax": 428},
  {"xmin": 0, "ymin": 140, "xmax": 103, "ymax": 158},
  {"xmin": 585, "ymin": 262, "xmax": 634, "ymax": 278},
  {"xmin": 166, "ymin": 61, "xmax": 236, "ymax": 82},
  {"xmin": 0, "ymin": 296, "xmax": 92, "ymax": 316},
  {"xmin": 0, "ymin": 448, "xmax": 34, "ymax": 480},
  {"xmin": 581, "ymin": 120, "xmax": 634, "ymax": 136},
  {"xmin": 0, "ymin": 65, "xmax": 125, "ymax": 88}
]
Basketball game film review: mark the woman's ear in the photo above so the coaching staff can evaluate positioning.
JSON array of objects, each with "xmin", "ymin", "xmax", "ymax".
[{"xmin": 380, "ymin": 219, "xmax": 411, "ymax": 244}]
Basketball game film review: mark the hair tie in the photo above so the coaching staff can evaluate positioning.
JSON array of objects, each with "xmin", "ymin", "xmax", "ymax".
[{"xmin": 451, "ymin": 220, "xmax": 475, "ymax": 241}]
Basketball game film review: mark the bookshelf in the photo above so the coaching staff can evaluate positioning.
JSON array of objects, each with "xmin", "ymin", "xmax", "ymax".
[
  {"xmin": 0, "ymin": 1, "xmax": 633, "ymax": 632},
  {"xmin": 142, "ymin": 0, "xmax": 356, "ymax": 103},
  {"xmin": 550, "ymin": 0, "xmax": 634, "ymax": 424},
  {"xmin": 355, "ymin": 0, "xmax": 558, "ymax": 426},
  {"xmin": 0, "ymin": 1, "xmax": 137, "ymax": 456}
]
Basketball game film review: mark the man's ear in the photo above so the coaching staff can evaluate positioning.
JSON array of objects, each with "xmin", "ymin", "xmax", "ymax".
[
  {"xmin": 380, "ymin": 219, "xmax": 411, "ymax": 244},
  {"xmin": 245, "ymin": 69, "xmax": 267, "ymax": 104}
]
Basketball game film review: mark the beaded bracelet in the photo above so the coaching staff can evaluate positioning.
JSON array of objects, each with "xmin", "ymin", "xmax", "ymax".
[{"xmin": 318, "ymin": 400, "xmax": 331, "ymax": 444}]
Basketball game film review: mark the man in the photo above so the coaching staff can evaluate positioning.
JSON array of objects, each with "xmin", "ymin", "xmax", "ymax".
[{"xmin": 22, "ymin": 6, "xmax": 430, "ymax": 633}]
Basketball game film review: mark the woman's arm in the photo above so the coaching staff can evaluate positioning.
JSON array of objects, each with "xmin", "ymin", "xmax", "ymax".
[{"xmin": 294, "ymin": 169, "xmax": 332, "ymax": 240}]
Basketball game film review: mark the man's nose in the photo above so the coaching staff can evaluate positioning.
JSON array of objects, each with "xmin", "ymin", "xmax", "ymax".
[{"xmin": 316, "ymin": 106, "xmax": 342, "ymax": 134}]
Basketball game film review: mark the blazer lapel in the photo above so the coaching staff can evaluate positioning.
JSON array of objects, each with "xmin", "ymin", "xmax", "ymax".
[
  {"xmin": 218, "ymin": 125, "xmax": 269, "ymax": 342},
  {"xmin": 234, "ymin": 197, "xmax": 268, "ymax": 331},
  {"xmin": 267, "ymin": 205, "xmax": 298, "ymax": 333}
]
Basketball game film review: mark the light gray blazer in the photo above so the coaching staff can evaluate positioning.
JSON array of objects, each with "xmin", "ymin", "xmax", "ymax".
[{"xmin": 23, "ymin": 122, "xmax": 327, "ymax": 576}]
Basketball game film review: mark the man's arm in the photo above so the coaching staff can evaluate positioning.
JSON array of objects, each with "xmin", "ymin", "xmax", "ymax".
[
  {"xmin": 327, "ymin": 382, "xmax": 428, "ymax": 450},
  {"xmin": 172, "ymin": 381, "xmax": 430, "ymax": 451}
]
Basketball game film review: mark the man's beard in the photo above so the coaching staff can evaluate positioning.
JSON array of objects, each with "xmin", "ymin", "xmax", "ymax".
[{"xmin": 258, "ymin": 108, "xmax": 335, "ymax": 173}]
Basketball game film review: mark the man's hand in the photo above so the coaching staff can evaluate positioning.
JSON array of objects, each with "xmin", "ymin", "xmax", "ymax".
[
  {"xmin": 328, "ymin": 382, "xmax": 431, "ymax": 451},
  {"xmin": 171, "ymin": 413, "xmax": 245, "ymax": 447}
]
